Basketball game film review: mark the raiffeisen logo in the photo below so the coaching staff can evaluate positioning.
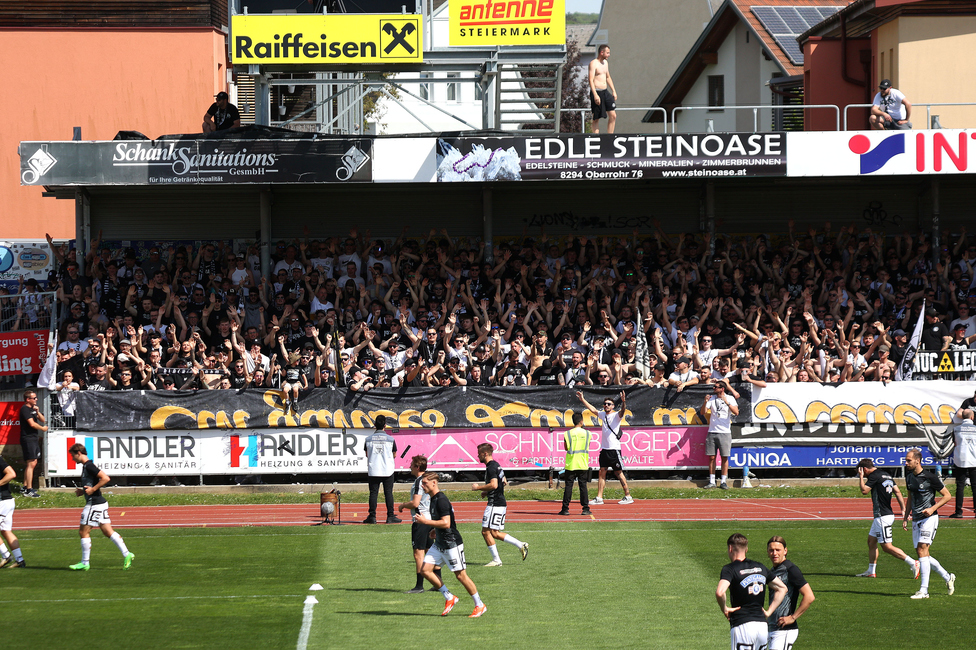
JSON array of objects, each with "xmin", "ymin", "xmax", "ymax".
[
  {"xmin": 230, "ymin": 433, "xmax": 259, "ymax": 468},
  {"xmin": 848, "ymin": 133, "xmax": 904, "ymax": 174}
]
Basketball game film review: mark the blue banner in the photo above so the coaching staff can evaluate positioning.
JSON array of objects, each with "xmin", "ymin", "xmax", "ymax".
[{"xmin": 729, "ymin": 444, "xmax": 952, "ymax": 469}]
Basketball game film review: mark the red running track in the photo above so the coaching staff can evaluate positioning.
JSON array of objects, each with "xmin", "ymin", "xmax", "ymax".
[{"xmin": 16, "ymin": 498, "xmax": 875, "ymax": 530}]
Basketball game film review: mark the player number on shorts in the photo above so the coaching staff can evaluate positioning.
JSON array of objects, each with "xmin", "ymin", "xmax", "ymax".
[
  {"xmin": 490, "ymin": 512, "xmax": 505, "ymax": 529},
  {"xmin": 883, "ymin": 524, "xmax": 892, "ymax": 540}
]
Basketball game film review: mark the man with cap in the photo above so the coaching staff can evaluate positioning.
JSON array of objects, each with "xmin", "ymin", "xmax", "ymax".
[
  {"xmin": 920, "ymin": 308, "xmax": 949, "ymax": 353},
  {"xmin": 203, "ymin": 91, "xmax": 241, "ymax": 133},
  {"xmin": 889, "ymin": 328, "xmax": 909, "ymax": 367},
  {"xmin": 870, "ymin": 79, "xmax": 912, "ymax": 130}
]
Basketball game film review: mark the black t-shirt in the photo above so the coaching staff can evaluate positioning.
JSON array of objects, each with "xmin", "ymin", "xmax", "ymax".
[
  {"xmin": 768, "ymin": 560, "xmax": 808, "ymax": 631},
  {"xmin": 206, "ymin": 102, "xmax": 241, "ymax": 131},
  {"xmin": 428, "ymin": 491, "xmax": 462, "ymax": 549},
  {"xmin": 0, "ymin": 458, "xmax": 12, "ymax": 500},
  {"xmin": 906, "ymin": 469, "xmax": 945, "ymax": 520},
  {"xmin": 20, "ymin": 404, "xmax": 41, "ymax": 438},
  {"xmin": 81, "ymin": 460, "xmax": 108, "ymax": 505},
  {"xmin": 484, "ymin": 460, "xmax": 507, "ymax": 507},
  {"xmin": 85, "ymin": 379, "xmax": 112, "ymax": 392},
  {"xmin": 920, "ymin": 322, "xmax": 948, "ymax": 351},
  {"xmin": 720, "ymin": 559, "xmax": 773, "ymax": 628},
  {"xmin": 532, "ymin": 366, "xmax": 560, "ymax": 385},
  {"xmin": 865, "ymin": 469, "xmax": 897, "ymax": 518}
]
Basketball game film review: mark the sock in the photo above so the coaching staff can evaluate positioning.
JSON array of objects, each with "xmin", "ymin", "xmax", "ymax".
[
  {"xmin": 868, "ymin": 563, "xmax": 877, "ymax": 574},
  {"xmin": 0, "ymin": 543, "xmax": 8, "ymax": 559},
  {"xmin": 110, "ymin": 532, "xmax": 130, "ymax": 556},
  {"xmin": 919, "ymin": 556, "xmax": 931, "ymax": 591},
  {"xmin": 501, "ymin": 534, "xmax": 523, "ymax": 548},
  {"xmin": 414, "ymin": 572, "xmax": 424, "ymax": 589},
  {"xmin": 438, "ymin": 585, "xmax": 453, "ymax": 600},
  {"xmin": 12, "ymin": 547, "xmax": 23, "ymax": 562},
  {"xmin": 903, "ymin": 557, "xmax": 917, "ymax": 568},
  {"xmin": 489, "ymin": 544, "xmax": 501, "ymax": 562},
  {"xmin": 472, "ymin": 592, "xmax": 483, "ymax": 607},
  {"xmin": 708, "ymin": 476, "xmax": 716, "ymax": 485},
  {"xmin": 81, "ymin": 537, "xmax": 92, "ymax": 563},
  {"xmin": 928, "ymin": 556, "xmax": 950, "ymax": 581},
  {"xmin": 721, "ymin": 475, "xmax": 728, "ymax": 484}
]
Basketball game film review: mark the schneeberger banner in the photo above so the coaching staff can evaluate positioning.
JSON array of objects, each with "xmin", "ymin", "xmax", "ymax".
[
  {"xmin": 434, "ymin": 133, "xmax": 787, "ymax": 182},
  {"xmin": 231, "ymin": 14, "xmax": 423, "ymax": 64},
  {"xmin": 450, "ymin": 0, "xmax": 565, "ymax": 45},
  {"xmin": 73, "ymin": 385, "xmax": 750, "ymax": 432}
]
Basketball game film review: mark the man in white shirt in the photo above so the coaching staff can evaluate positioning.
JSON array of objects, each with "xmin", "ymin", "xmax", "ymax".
[
  {"xmin": 575, "ymin": 391, "xmax": 634, "ymax": 505},
  {"xmin": 949, "ymin": 409, "xmax": 976, "ymax": 518},
  {"xmin": 701, "ymin": 380, "xmax": 740, "ymax": 490},
  {"xmin": 870, "ymin": 79, "xmax": 912, "ymax": 130}
]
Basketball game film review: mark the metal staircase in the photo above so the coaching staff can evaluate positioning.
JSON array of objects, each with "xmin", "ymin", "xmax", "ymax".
[{"xmin": 495, "ymin": 62, "xmax": 563, "ymax": 133}]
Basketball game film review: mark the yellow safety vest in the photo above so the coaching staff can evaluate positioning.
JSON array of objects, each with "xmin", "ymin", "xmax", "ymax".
[{"xmin": 564, "ymin": 426, "xmax": 591, "ymax": 471}]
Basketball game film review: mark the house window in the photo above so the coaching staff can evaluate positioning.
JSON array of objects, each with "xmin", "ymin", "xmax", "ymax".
[
  {"xmin": 420, "ymin": 72, "xmax": 431, "ymax": 101},
  {"xmin": 708, "ymin": 76, "xmax": 724, "ymax": 111},
  {"xmin": 447, "ymin": 73, "xmax": 460, "ymax": 102}
]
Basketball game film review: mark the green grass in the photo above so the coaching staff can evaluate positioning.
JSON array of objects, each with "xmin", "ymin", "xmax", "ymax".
[
  {"xmin": 12, "ymin": 484, "xmax": 859, "ymax": 509},
  {"xmin": 8, "ymin": 519, "xmax": 973, "ymax": 649}
]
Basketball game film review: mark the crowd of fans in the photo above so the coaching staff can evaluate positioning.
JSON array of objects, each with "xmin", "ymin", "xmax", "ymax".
[{"xmin": 7, "ymin": 220, "xmax": 976, "ymax": 408}]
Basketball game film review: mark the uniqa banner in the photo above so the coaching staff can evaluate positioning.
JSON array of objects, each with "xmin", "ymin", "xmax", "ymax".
[
  {"xmin": 72, "ymin": 384, "xmax": 749, "ymax": 432},
  {"xmin": 46, "ymin": 425, "xmax": 710, "ymax": 477},
  {"xmin": 0, "ymin": 330, "xmax": 48, "ymax": 377},
  {"xmin": 434, "ymin": 133, "xmax": 787, "ymax": 182},
  {"xmin": 449, "ymin": 0, "xmax": 565, "ymax": 46},
  {"xmin": 751, "ymin": 381, "xmax": 975, "ymax": 425},
  {"xmin": 20, "ymin": 139, "xmax": 373, "ymax": 186},
  {"xmin": 231, "ymin": 14, "xmax": 423, "ymax": 64}
]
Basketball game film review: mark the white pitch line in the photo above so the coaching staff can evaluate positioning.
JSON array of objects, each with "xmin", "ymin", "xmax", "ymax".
[
  {"xmin": 0, "ymin": 594, "xmax": 303, "ymax": 605},
  {"xmin": 297, "ymin": 595, "xmax": 318, "ymax": 650}
]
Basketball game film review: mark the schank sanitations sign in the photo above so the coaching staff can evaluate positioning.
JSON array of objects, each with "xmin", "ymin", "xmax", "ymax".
[
  {"xmin": 449, "ymin": 0, "xmax": 565, "ymax": 46},
  {"xmin": 231, "ymin": 14, "xmax": 423, "ymax": 64}
]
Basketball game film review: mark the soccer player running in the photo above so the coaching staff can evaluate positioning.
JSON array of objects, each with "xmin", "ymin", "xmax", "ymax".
[
  {"xmin": 472, "ymin": 443, "xmax": 527, "ymax": 566},
  {"xmin": 416, "ymin": 472, "xmax": 487, "ymax": 618},
  {"xmin": 766, "ymin": 536, "xmax": 816, "ymax": 650},
  {"xmin": 855, "ymin": 458, "xmax": 919, "ymax": 579},
  {"xmin": 903, "ymin": 448, "xmax": 955, "ymax": 598},
  {"xmin": 0, "ymin": 457, "xmax": 26, "ymax": 568},
  {"xmin": 716, "ymin": 533, "xmax": 787, "ymax": 650},
  {"xmin": 575, "ymin": 390, "xmax": 634, "ymax": 504},
  {"xmin": 68, "ymin": 444, "xmax": 134, "ymax": 571},
  {"xmin": 398, "ymin": 454, "xmax": 441, "ymax": 593}
]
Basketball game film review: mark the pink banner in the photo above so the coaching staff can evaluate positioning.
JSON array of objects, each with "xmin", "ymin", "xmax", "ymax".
[
  {"xmin": 392, "ymin": 426, "xmax": 711, "ymax": 471},
  {"xmin": 0, "ymin": 329, "xmax": 47, "ymax": 376}
]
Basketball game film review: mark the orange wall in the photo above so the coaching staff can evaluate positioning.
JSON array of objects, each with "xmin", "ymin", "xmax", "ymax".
[
  {"xmin": 803, "ymin": 36, "xmax": 873, "ymax": 131},
  {"xmin": 1, "ymin": 29, "xmax": 228, "ymax": 239}
]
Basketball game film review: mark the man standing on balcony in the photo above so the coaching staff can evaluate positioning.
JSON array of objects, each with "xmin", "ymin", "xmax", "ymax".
[
  {"xmin": 588, "ymin": 45, "xmax": 617, "ymax": 134},
  {"xmin": 870, "ymin": 79, "xmax": 912, "ymax": 130}
]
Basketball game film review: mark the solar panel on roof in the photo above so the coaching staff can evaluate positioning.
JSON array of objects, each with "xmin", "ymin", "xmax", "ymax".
[
  {"xmin": 750, "ymin": 6, "xmax": 844, "ymax": 66},
  {"xmin": 752, "ymin": 6, "xmax": 789, "ymax": 33},
  {"xmin": 779, "ymin": 41, "xmax": 804, "ymax": 65},
  {"xmin": 796, "ymin": 7, "xmax": 825, "ymax": 26}
]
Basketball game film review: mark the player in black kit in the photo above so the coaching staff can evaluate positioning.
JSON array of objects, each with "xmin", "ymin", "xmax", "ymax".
[
  {"xmin": 766, "ymin": 536, "xmax": 816, "ymax": 650},
  {"xmin": 903, "ymin": 448, "xmax": 955, "ymax": 598},
  {"xmin": 855, "ymin": 458, "xmax": 919, "ymax": 578},
  {"xmin": 67, "ymin": 444, "xmax": 134, "ymax": 571},
  {"xmin": 416, "ymin": 473, "xmax": 487, "ymax": 618},
  {"xmin": 716, "ymin": 533, "xmax": 787, "ymax": 650},
  {"xmin": 472, "ymin": 443, "xmax": 527, "ymax": 566}
]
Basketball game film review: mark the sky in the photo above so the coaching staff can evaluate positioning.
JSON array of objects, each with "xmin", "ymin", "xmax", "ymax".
[{"xmin": 565, "ymin": 0, "xmax": 604, "ymax": 13}]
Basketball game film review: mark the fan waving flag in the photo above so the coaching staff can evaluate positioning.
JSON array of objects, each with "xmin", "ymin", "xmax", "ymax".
[
  {"xmin": 895, "ymin": 299, "xmax": 924, "ymax": 381},
  {"xmin": 37, "ymin": 331, "xmax": 58, "ymax": 390},
  {"xmin": 634, "ymin": 306, "xmax": 651, "ymax": 380}
]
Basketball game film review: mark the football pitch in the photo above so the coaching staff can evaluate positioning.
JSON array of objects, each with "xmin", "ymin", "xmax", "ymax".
[{"xmin": 4, "ymin": 519, "xmax": 975, "ymax": 649}]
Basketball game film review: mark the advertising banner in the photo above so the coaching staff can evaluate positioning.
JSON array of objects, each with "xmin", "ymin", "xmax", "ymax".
[
  {"xmin": 73, "ymin": 385, "xmax": 747, "ymax": 433},
  {"xmin": 751, "ymin": 381, "xmax": 973, "ymax": 425},
  {"xmin": 728, "ymin": 444, "xmax": 951, "ymax": 470},
  {"xmin": 20, "ymin": 139, "xmax": 373, "ymax": 186},
  {"xmin": 787, "ymin": 130, "xmax": 976, "ymax": 177},
  {"xmin": 733, "ymin": 422, "xmax": 938, "ymax": 446},
  {"xmin": 231, "ymin": 14, "xmax": 423, "ymax": 64},
  {"xmin": 449, "ymin": 0, "xmax": 565, "ymax": 46},
  {"xmin": 435, "ymin": 133, "xmax": 787, "ymax": 182},
  {"xmin": 913, "ymin": 349, "xmax": 976, "ymax": 374},
  {"xmin": 0, "ymin": 241, "xmax": 55, "ymax": 284},
  {"xmin": 0, "ymin": 400, "xmax": 24, "ymax": 445},
  {"xmin": 0, "ymin": 330, "xmax": 49, "ymax": 377},
  {"xmin": 46, "ymin": 424, "xmax": 709, "ymax": 477}
]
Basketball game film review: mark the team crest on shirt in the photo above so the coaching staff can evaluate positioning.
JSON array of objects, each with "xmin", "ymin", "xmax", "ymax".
[{"xmin": 740, "ymin": 574, "xmax": 767, "ymax": 595}]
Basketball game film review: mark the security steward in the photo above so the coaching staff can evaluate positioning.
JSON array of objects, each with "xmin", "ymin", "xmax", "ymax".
[
  {"xmin": 559, "ymin": 412, "xmax": 593, "ymax": 516},
  {"xmin": 364, "ymin": 414, "xmax": 401, "ymax": 524}
]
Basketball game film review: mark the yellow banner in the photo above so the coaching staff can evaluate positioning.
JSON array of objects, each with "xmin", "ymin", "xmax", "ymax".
[
  {"xmin": 231, "ymin": 14, "xmax": 423, "ymax": 64},
  {"xmin": 450, "ymin": 0, "xmax": 565, "ymax": 46}
]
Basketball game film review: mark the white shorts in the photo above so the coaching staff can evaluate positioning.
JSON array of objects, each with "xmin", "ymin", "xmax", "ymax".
[
  {"xmin": 0, "ymin": 499, "xmax": 14, "ymax": 532},
  {"xmin": 80, "ymin": 502, "xmax": 111, "ymax": 527},
  {"xmin": 424, "ymin": 543, "xmax": 466, "ymax": 573},
  {"xmin": 731, "ymin": 620, "xmax": 768, "ymax": 650},
  {"xmin": 868, "ymin": 515, "xmax": 895, "ymax": 544},
  {"xmin": 768, "ymin": 628, "xmax": 798, "ymax": 650},
  {"xmin": 912, "ymin": 515, "xmax": 938, "ymax": 547},
  {"xmin": 482, "ymin": 505, "xmax": 507, "ymax": 531}
]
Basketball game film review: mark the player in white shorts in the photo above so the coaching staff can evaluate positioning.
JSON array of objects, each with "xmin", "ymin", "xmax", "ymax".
[
  {"xmin": 856, "ymin": 459, "xmax": 919, "ymax": 579},
  {"xmin": 903, "ymin": 448, "xmax": 954, "ymax": 599},
  {"xmin": 68, "ymin": 444, "xmax": 134, "ymax": 571},
  {"xmin": 473, "ymin": 443, "xmax": 527, "ymax": 566},
  {"xmin": 0, "ymin": 457, "xmax": 26, "ymax": 568}
]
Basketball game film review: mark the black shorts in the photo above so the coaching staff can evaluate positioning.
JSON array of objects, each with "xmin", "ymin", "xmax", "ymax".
[
  {"xmin": 591, "ymin": 88, "xmax": 616, "ymax": 120},
  {"xmin": 21, "ymin": 436, "xmax": 40, "ymax": 462},
  {"xmin": 412, "ymin": 521, "xmax": 434, "ymax": 551},
  {"xmin": 599, "ymin": 449, "xmax": 624, "ymax": 472}
]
